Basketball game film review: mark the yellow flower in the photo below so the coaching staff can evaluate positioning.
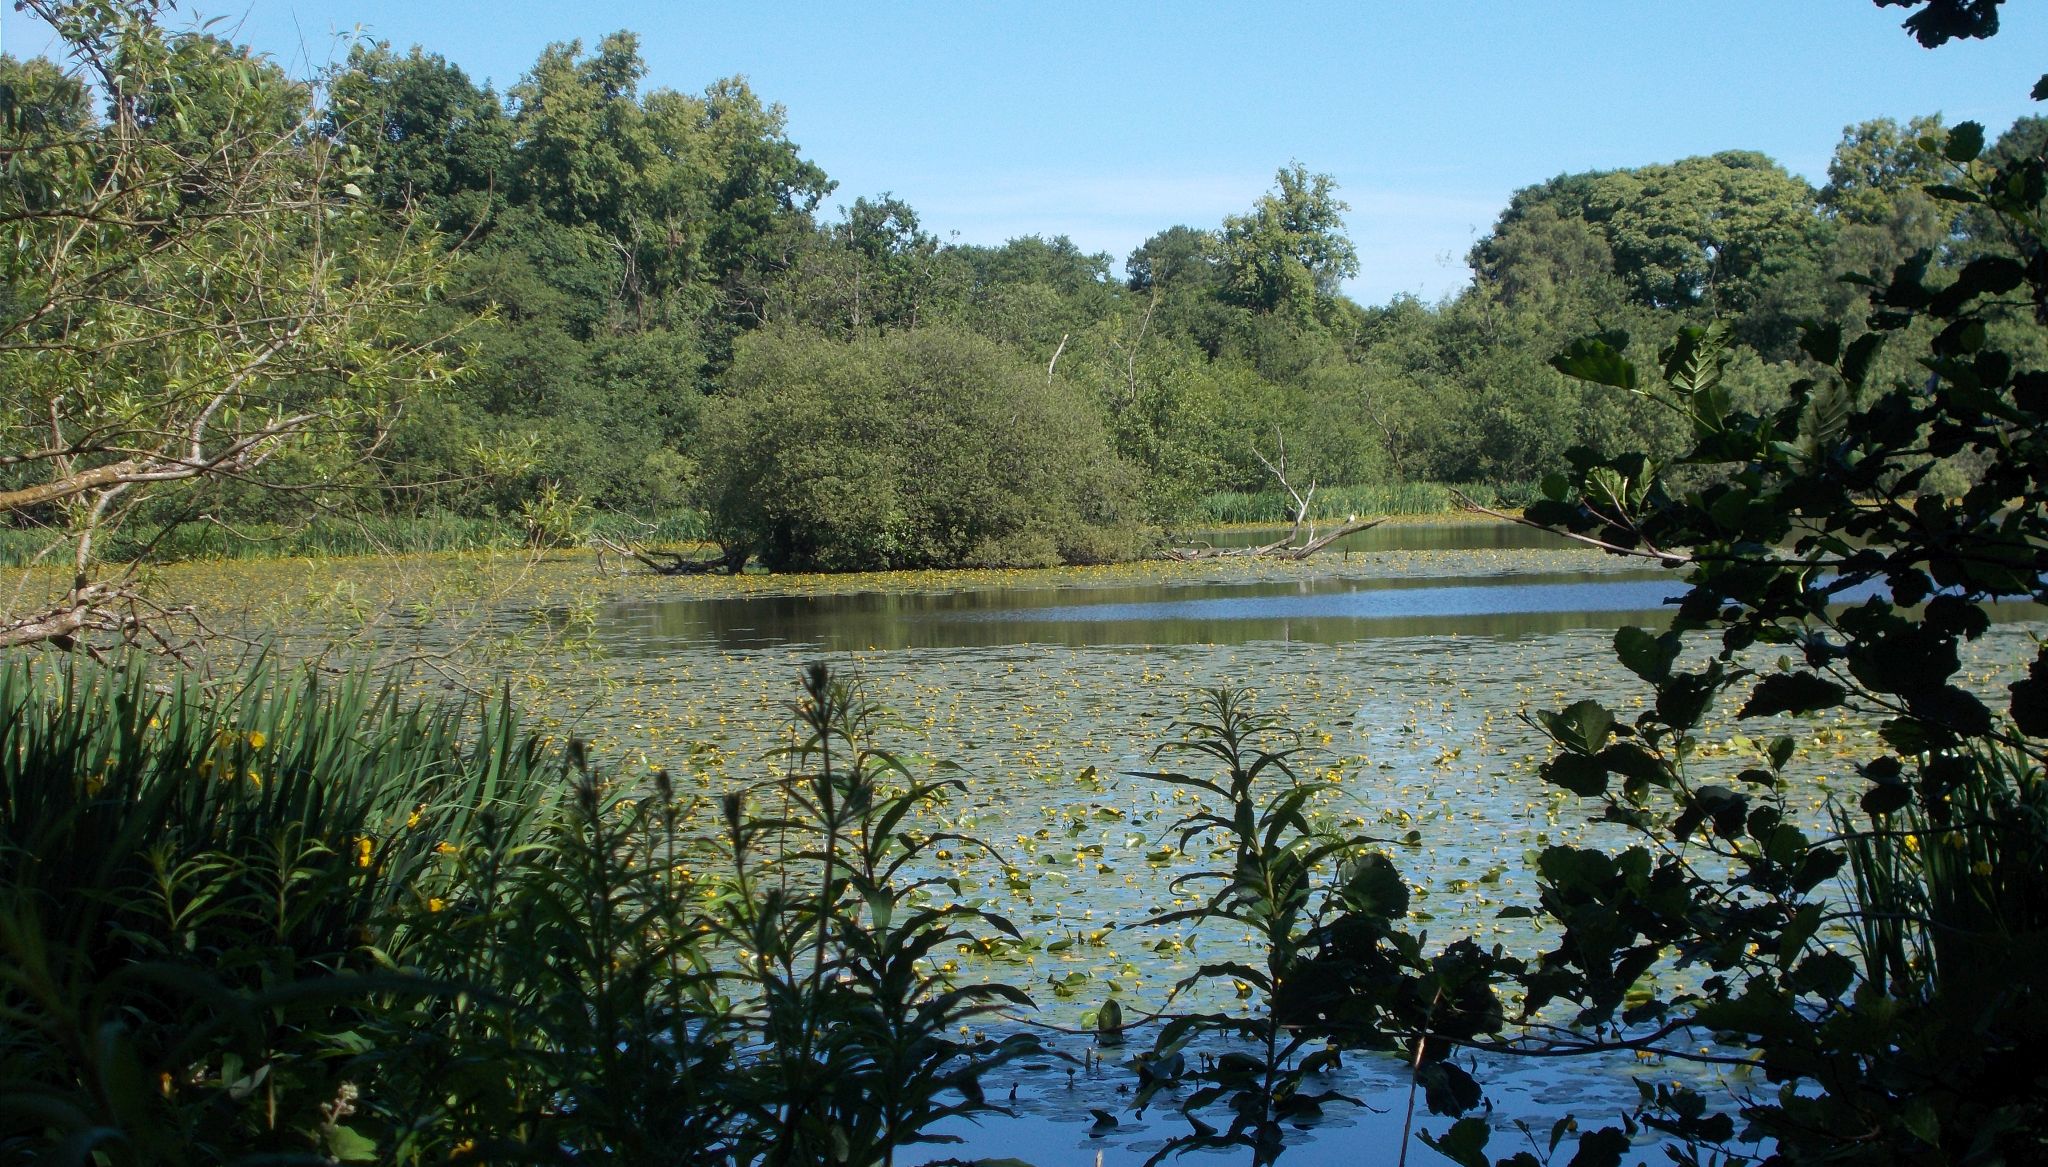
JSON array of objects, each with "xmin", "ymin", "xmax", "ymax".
[
  {"xmin": 245, "ymin": 770, "xmax": 262, "ymax": 790},
  {"xmin": 406, "ymin": 806, "xmax": 424, "ymax": 830},
  {"xmin": 1971, "ymin": 860, "xmax": 1994, "ymax": 876},
  {"xmin": 355, "ymin": 836, "xmax": 374, "ymax": 868},
  {"xmin": 427, "ymin": 896, "xmax": 447, "ymax": 913},
  {"xmin": 1904, "ymin": 834, "xmax": 1920, "ymax": 853},
  {"xmin": 435, "ymin": 840, "xmax": 459, "ymax": 855},
  {"xmin": 246, "ymin": 730, "xmax": 266, "ymax": 750}
]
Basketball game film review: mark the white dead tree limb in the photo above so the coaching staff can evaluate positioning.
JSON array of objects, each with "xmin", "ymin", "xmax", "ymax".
[{"xmin": 1165, "ymin": 432, "xmax": 1382, "ymax": 561}]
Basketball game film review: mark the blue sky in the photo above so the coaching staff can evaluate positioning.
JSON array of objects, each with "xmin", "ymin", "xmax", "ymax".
[{"xmin": 5, "ymin": 2, "xmax": 2042, "ymax": 305}]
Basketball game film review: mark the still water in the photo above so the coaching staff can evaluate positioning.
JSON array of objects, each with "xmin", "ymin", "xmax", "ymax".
[{"xmin": 197, "ymin": 524, "xmax": 2045, "ymax": 1166}]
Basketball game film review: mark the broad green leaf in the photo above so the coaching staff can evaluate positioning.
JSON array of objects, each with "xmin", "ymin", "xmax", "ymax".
[{"xmin": 1551, "ymin": 334, "xmax": 1639, "ymax": 391}]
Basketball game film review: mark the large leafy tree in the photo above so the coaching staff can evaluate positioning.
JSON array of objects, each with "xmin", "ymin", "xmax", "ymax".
[
  {"xmin": 0, "ymin": 1, "xmax": 448, "ymax": 650},
  {"xmin": 1218, "ymin": 164, "xmax": 1359, "ymax": 318},
  {"xmin": 325, "ymin": 42, "xmax": 513, "ymax": 233},
  {"xmin": 1589, "ymin": 151, "xmax": 1824, "ymax": 316}
]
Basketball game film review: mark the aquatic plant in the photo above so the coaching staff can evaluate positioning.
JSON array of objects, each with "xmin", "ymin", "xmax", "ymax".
[
  {"xmin": 0, "ymin": 657, "xmax": 1034, "ymax": 1165},
  {"xmin": 1130, "ymin": 689, "xmax": 1543, "ymax": 1166}
]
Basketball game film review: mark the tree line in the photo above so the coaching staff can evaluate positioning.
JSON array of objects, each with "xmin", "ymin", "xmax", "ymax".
[{"xmin": 3, "ymin": 15, "xmax": 2044, "ymax": 574}]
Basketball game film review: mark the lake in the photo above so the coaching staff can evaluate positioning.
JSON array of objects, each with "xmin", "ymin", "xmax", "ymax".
[{"xmin": 171, "ymin": 522, "xmax": 2045, "ymax": 1165}]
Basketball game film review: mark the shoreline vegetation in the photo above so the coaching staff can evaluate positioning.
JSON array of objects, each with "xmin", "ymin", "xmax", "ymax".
[{"xmin": 0, "ymin": 483, "xmax": 1530, "ymax": 570}]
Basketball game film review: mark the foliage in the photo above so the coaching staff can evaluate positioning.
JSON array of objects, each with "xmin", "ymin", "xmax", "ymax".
[
  {"xmin": 1499, "ymin": 106, "xmax": 2048, "ymax": 1164},
  {"xmin": 1128, "ymin": 689, "xmax": 1363, "ymax": 1164},
  {"xmin": 707, "ymin": 665, "xmax": 1038, "ymax": 1166},
  {"xmin": 1128, "ymin": 691, "xmax": 1616, "ymax": 1167},
  {"xmin": 0, "ymin": 652, "xmax": 554, "ymax": 1164},
  {"xmin": 699, "ymin": 326, "xmax": 1149, "ymax": 570},
  {"xmin": 0, "ymin": 1, "xmax": 450, "ymax": 648},
  {"xmin": 0, "ymin": 656, "xmax": 1033, "ymax": 1165},
  {"xmin": 1217, "ymin": 165, "xmax": 1360, "ymax": 319}
]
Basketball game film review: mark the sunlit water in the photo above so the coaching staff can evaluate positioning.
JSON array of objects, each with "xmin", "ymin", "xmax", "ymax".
[{"xmin": 176, "ymin": 523, "xmax": 2046, "ymax": 1166}]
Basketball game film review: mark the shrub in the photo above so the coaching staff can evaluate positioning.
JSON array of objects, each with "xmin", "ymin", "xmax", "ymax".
[{"xmin": 698, "ymin": 326, "xmax": 1150, "ymax": 571}]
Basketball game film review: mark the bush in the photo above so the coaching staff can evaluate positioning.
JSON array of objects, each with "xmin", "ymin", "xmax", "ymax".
[{"xmin": 698, "ymin": 326, "xmax": 1151, "ymax": 571}]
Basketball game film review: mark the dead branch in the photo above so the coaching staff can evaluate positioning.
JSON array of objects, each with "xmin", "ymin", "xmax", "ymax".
[
  {"xmin": 589, "ymin": 534, "xmax": 742, "ymax": 575},
  {"xmin": 1451, "ymin": 490, "xmax": 1692, "ymax": 567},
  {"xmin": 1162, "ymin": 515, "xmax": 1383, "ymax": 562},
  {"xmin": 1165, "ymin": 431, "xmax": 1383, "ymax": 560},
  {"xmin": 1047, "ymin": 332, "xmax": 1069, "ymax": 386}
]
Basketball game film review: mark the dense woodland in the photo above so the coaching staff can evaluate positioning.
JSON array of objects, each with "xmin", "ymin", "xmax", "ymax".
[{"xmin": 4, "ymin": 28, "xmax": 2044, "ymax": 569}]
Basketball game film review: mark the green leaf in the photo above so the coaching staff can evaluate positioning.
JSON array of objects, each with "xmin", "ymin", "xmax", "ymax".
[
  {"xmin": 2012, "ymin": 677, "xmax": 2048, "ymax": 736},
  {"xmin": 1551, "ymin": 334, "xmax": 1638, "ymax": 391},
  {"xmin": 1420, "ymin": 1060, "xmax": 1484, "ymax": 1116},
  {"xmin": 1417, "ymin": 1116, "xmax": 1491, "ymax": 1167},
  {"xmin": 1798, "ymin": 321, "xmax": 1842, "ymax": 366},
  {"xmin": 1789, "ymin": 951, "xmax": 1856, "ymax": 999},
  {"xmin": 323, "ymin": 1124, "xmax": 379, "ymax": 1163},
  {"xmin": 1565, "ymin": 1127, "xmax": 1632, "ymax": 1167},
  {"xmin": 1541, "ymin": 752, "xmax": 1608, "ymax": 797},
  {"xmin": 2033, "ymin": 73, "xmax": 2048, "ymax": 101},
  {"xmin": 1096, "ymin": 996, "xmax": 1124, "ymax": 1038},
  {"xmin": 1614, "ymin": 626, "xmax": 1680, "ymax": 684},
  {"xmin": 1862, "ymin": 782, "xmax": 1913, "ymax": 817},
  {"xmin": 1943, "ymin": 121, "xmax": 1985, "ymax": 162},
  {"xmin": 1901, "ymin": 1099, "xmax": 1941, "ymax": 1146},
  {"xmin": 1842, "ymin": 332, "xmax": 1885, "ymax": 388},
  {"xmin": 1537, "ymin": 700, "xmax": 1615, "ymax": 754},
  {"xmin": 1739, "ymin": 672, "xmax": 1846, "ymax": 718}
]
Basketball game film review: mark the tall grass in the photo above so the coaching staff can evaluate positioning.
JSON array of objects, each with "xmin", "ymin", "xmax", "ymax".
[
  {"xmin": 0, "ymin": 655, "xmax": 1026, "ymax": 1166},
  {"xmin": 1188, "ymin": 481, "xmax": 1536, "ymax": 526},
  {"xmin": 0, "ymin": 653, "xmax": 552, "ymax": 1164}
]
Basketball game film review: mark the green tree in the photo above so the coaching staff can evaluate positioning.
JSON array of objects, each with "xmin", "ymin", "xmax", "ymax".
[
  {"xmin": 326, "ymin": 42, "xmax": 513, "ymax": 233},
  {"xmin": 1126, "ymin": 224, "xmax": 1221, "ymax": 293},
  {"xmin": 509, "ymin": 32, "xmax": 654, "ymax": 237},
  {"xmin": 0, "ymin": 1, "xmax": 448, "ymax": 650},
  {"xmin": 1590, "ymin": 151, "xmax": 1824, "ymax": 317},
  {"xmin": 1218, "ymin": 164, "xmax": 1359, "ymax": 317}
]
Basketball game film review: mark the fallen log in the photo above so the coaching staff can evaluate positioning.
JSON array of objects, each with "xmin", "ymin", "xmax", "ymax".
[{"xmin": 590, "ymin": 534, "xmax": 744, "ymax": 575}]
